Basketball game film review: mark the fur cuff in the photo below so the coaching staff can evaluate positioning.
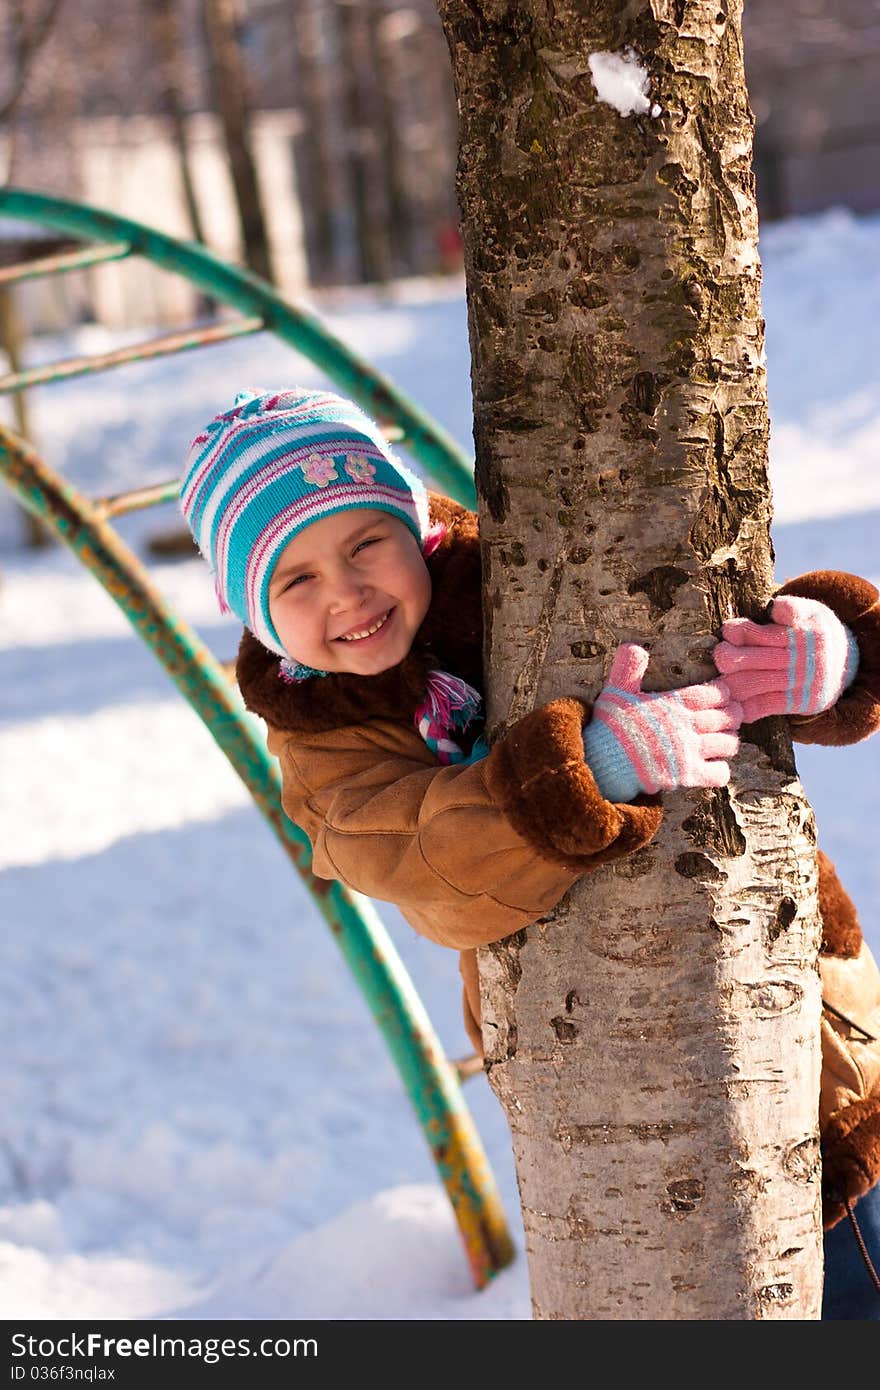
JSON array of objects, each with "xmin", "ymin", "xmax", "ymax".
[
  {"xmin": 483, "ymin": 696, "xmax": 663, "ymax": 873},
  {"xmin": 778, "ymin": 571, "xmax": 880, "ymax": 746},
  {"xmin": 822, "ymin": 1094, "xmax": 880, "ymax": 1229},
  {"xmin": 818, "ymin": 849, "xmax": 863, "ymax": 959}
]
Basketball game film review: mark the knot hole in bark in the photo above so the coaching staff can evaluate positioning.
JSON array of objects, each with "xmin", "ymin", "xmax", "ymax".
[
  {"xmin": 767, "ymin": 895, "xmax": 798, "ymax": 945},
  {"xmin": 550, "ymin": 1016, "xmax": 579, "ymax": 1043},
  {"xmin": 627, "ymin": 565, "xmax": 690, "ymax": 614},
  {"xmin": 675, "ymin": 851, "xmax": 726, "ymax": 881},
  {"xmin": 682, "ymin": 789, "xmax": 747, "ymax": 858},
  {"xmin": 662, "ymin": 1177, "xmax": 705, "ymax": 1214}
]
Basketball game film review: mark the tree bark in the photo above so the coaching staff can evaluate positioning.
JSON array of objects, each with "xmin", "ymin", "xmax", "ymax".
[
  {"xmin": 287, "ymin": 0, "xmax": 339, "ymax": 285},
  {"xmin": 335, "ymin": 0, "xmax": 393, "ymax": 284},
  {"xmin": 149, "ymin": 0, "xmax": 209, "ymax": 248},
  {"xmin": 0, "ymin": 284, "xmax": 51, "ymax": 547},
  {"xmin": 0, "ymin": 0, "xmax": 65, "ymax": 126},
  {"xmin": 437, "ymin": 0, "xmax": 823, "ymax": 1319},
  {"xmin": 365, "ymin": 0, "xmax": 417, "ymax": 276},
  {"xmin": 200, "ymin": 0, "xmax": 275, "ymax": 283}
]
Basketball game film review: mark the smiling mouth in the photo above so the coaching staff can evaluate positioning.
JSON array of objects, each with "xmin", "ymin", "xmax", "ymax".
[{"xmin": 335, "ymin": 608, "xmax": 394, "ymax": 642}]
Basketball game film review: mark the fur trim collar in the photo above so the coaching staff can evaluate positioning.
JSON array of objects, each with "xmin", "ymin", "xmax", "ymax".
[{"xmin": 235, "ymin": 492, "xmax": 483, "ymax": 733}]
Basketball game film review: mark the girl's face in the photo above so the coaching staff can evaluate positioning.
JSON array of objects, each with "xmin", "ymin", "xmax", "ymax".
[{"xmin": 267, "ymin": 507, "xmax": 433, "ymax": 675}]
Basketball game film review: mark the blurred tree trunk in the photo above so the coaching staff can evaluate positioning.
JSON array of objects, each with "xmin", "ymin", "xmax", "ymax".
[
  {"xmin": 0, "ymin": 285, "xmax": 50, "ymax": 547},
  {"xmin": 200, "ymin": 0, "xmax": 274, "ymax": 283},
  {"xmin": 365, "ymin": 0, "xmax": 416, "ymax": 276},
  {"xmin": 0, "ymin": 0, "xmax": 65, "ymax": 183},
  {"xmin": 423, "ymin": 7, "xmax": 461, "ymax": 268},
  {"xmin": 438, "ymin": 0, "xmax": 823, "ymax": 1319},
  {"xmin": 0, "ymin": 0, "xmax": 65, "ymax": 126},
  {"xmin": 335, "ymin": 0, "xmax": 392, "ymax": 283},
  {"xmin": 148, "ymin": 0, "xmax": 208, "ymax": 248},
  {"xmin": 287, "ymin": 0, "xmax": 338, "ymax": 285}
]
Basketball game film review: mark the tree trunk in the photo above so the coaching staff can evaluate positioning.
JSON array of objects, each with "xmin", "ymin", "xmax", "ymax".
[
  {"xmin": 0, "ymin": 285, "xmax": 51, "ymax": 548},
  {"xmin": 365, "ymin": 0, "xmax": 417, "ymax": 277},
  {"xmin": 149, "ymin": 0, "xmax": 209, "ymax": 248},
  {"xmin": 287, "ymin": 0, "xmax": 339, "ymax": 285},
  {"xmin": 335, "ymin": 0, "xmax": 392, "ymax": 284},
  {"xmin": 437, "ymin": 0, "xmax": 823, "ymax": 1319},
  {"xmin": 0, "ymin": 0, "xmax": 65, "ymax": 127},
  {"xmin": 200, "ymin": 0, "xmax": 275, "ymax": 283},
  {"xmin": 417, "ymin": 6, "xmax": 463, "ymax": 271}
]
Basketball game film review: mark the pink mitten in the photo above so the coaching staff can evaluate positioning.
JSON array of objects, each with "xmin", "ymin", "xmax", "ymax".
[
  {"xmin": 582, "ymin": 643, "xmax": 743, "ymax": 802},
  {"xmin": 713, "ymin": 595, "xmax": 860, "ymax": 724}
]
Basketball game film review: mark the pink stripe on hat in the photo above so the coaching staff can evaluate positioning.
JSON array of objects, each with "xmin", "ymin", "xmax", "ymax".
[{"xmin": 213, "ymin": 440, "xmax": 391, "ymax": 582}]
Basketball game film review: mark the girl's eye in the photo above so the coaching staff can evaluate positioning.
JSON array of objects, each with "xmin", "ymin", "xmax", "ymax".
[{"xmin": 277, "ymin": 537, "xmax": 382, "ymax": 593}]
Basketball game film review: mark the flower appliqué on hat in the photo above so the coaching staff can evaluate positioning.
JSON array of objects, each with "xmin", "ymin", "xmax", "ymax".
[
  {"xmin": 299, "ymin": 454, "xmax": 338, "ymax": 486},
  {"xmin": 344, "ymin": 453, "xmax": 377, "ymax": 484}
]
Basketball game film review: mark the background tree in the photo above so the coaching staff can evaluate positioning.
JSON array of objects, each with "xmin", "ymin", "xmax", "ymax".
[
  {"xmin": 284, "ymin": 0, "xmax": 339, "ymax": 284},
  {"xmin": 0, "ymin": 0, "xmax": 66, "ymax": 180},
  {"xmin": 335, "ymin": 0, "xmax": 393, "ymax": 283},
  {"xmin": 0, "ymin": 0, "xmax": 67, "ymax": 547},
  {"xmin": 200, "ymin": 0, "xmax": 275, "ymax": 282},
  {"xmin": 148, "ymin": 0, "xmax": 209, "ymax": 249},
  {"xmin": 437, "ymin": 0, "xmax": 824, "ymax": 1318},
  {"xmin": 365, "ymin": 0, "xmax": 417, "ymax": 276}
]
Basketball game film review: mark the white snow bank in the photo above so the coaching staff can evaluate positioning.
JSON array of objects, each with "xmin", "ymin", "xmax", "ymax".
[
  {"xmin": 0, "ymin": 557, "xmax": 228, "ymax": 650},
  {"xmin": 760, "ymin": 209, "xmax": 880, "ymax": 523},
  {"xmin": 0, "ymin": 1232, "xmax": 201, "ymax": 1320},
  {"xmin": 181, "ymin": 1185, "xmax": 531, "ymax": 1321},
  {"xmin": 0, "ymin": 702, "xmax": 251, "ymax": 868}
]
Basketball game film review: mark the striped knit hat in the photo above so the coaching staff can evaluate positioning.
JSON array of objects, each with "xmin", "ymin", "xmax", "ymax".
[{"xmin": 180, "ymin": 387, "xmax": 430, "ymax": 656}]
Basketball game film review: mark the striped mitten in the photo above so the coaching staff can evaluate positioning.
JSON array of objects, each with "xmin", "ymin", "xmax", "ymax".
[
  {"xmin": 713, "ymin": 595, "xmax": 860, "ymax": 724},
  {"xmin": 582, "ymin": 643, "xmax": 742, "ymax": 804}
]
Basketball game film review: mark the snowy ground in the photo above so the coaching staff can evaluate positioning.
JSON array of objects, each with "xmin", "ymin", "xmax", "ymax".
[{"xmin": 1, "ymin": 208, "xmax": 878, "ymax": 1320}]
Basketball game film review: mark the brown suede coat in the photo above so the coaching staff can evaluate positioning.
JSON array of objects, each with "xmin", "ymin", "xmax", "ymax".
[{"xmin": 236, "ymin": 493, "xmax": 880, "ymax": 1230}]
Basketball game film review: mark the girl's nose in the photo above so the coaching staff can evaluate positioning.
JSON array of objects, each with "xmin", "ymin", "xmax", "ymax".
[{"xmin": 328, "ymin": 565, "xmax": 370, "ymax": 610}]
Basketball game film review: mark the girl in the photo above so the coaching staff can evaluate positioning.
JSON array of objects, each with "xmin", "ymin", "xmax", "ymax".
[{"xmin": 181, "ymin": 386, "xmax": 880, "ymax": 1318}]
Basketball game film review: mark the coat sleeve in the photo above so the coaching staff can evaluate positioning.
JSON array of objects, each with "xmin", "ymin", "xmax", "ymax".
[
  {"xmin": 267, "ymin": 697, "xmax": 663, "ymax": 953},
  {"xmin": 816, "ymin": 850, "xmax": 880, "ymax": 1227},
  {"xmin": 775, "ymin": 570, "xmax": 880, "ymax": 746},
  {"xmin": 819, "ymin": 950, "xmax": 880, "ymax": 1228}
]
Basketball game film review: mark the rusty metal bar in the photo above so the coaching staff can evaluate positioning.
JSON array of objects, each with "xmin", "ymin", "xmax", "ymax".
[
  {"xmin": 0, "ymin": 240, "xmax": 133, "ymax": 286},
  {"xmin": 93, "ymin": 479, "xmax": 185, "ymax": 520},
  {"xmin": 0, "ymin": 315, "xmax": 265, "ymax": 394},
  {"xmin": 453, "ymin": 1055, "xmax": 485, "ymax": 1083}
]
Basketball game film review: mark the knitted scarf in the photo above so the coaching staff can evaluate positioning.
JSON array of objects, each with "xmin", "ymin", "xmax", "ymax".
[
  {"xmin": 279, "ymin": 660, "xmax": 488, "ymax": 766},
  {"xmin": 414, "ymin": 669, "xmax": 488, "ymax": 765}
]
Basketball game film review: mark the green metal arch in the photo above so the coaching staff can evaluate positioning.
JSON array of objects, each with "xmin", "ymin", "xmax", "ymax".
[
  {"xmin": 0, "ymin": 189, "xmax": 511, "ymax": 1289},
  {"xmin": 0, "ymin": 188, "xmax": 476, "ymax": 506}
]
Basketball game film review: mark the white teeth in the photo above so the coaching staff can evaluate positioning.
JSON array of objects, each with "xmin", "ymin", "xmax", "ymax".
[{"xmin": 339, "ymin": 610, "xmax": 391, "ymax": 641}]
